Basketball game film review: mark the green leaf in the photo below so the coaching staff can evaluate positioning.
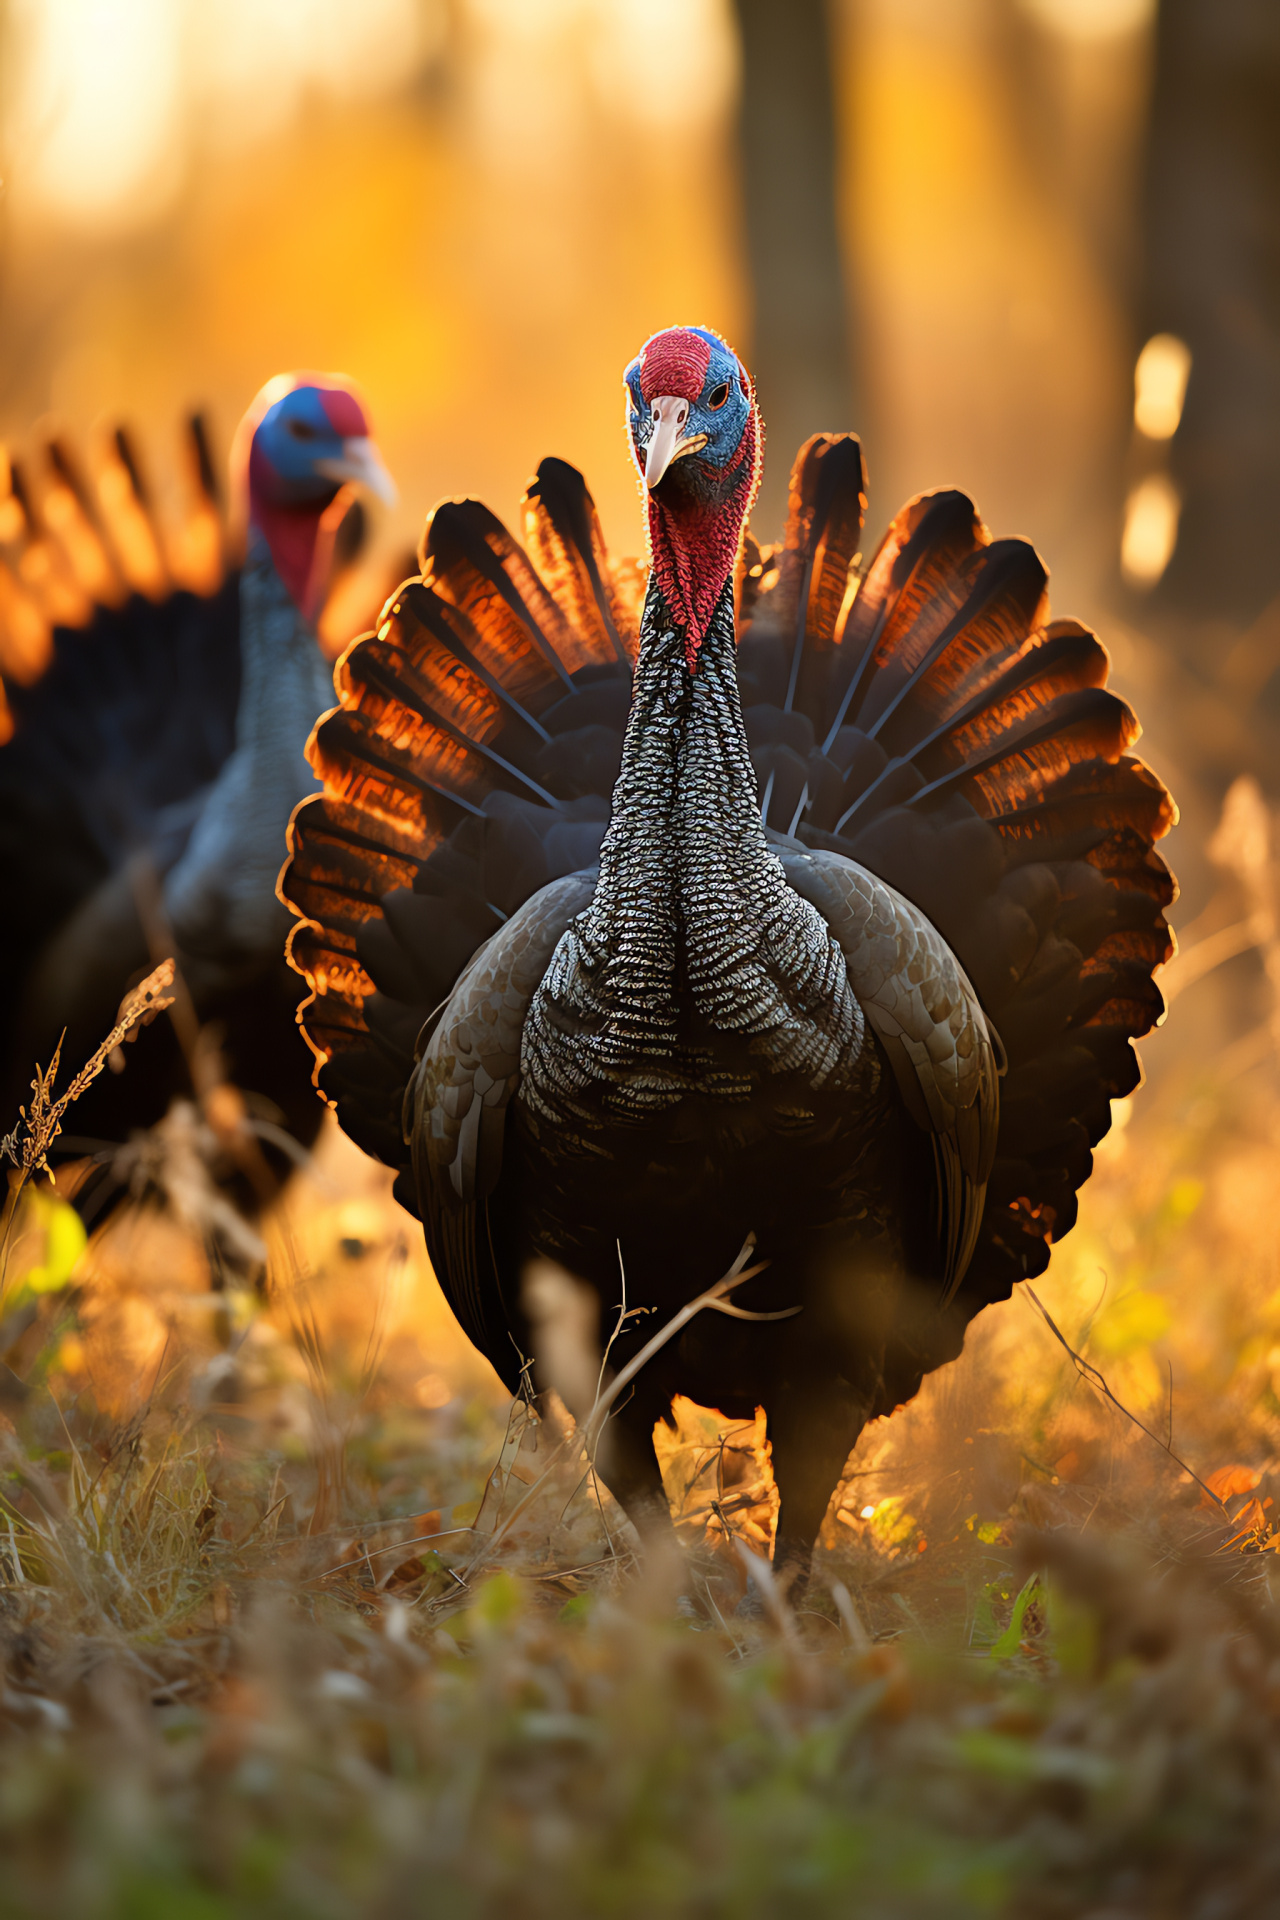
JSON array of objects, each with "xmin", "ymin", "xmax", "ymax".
[
  {"xmin": 472, "ymin": 1570, "xmax": 521, "ymax": 1627},
  {"xmin": 987, "ymin": 1574, "xmax": 1038, "ymax": 1661}
]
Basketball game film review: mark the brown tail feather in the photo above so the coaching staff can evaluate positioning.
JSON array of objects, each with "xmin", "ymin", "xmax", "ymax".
[
  {"xmin": 423, "ymin": 499, "xmax": 593, "ymax": 685},
  {"xmin": 43, "ymin": 436, "xmax": 125, "ymax": 609},
  {"xmin": 984, "ymin": 755, "xmax": 1176, "ymax": 856},
  {"xmin": 908, "ymin": 622, "xmax": 1110, "ymax": 766},
  {"xmin": 96, "ymin": 427, "xmax": 170, "ymax": 601},
  {"xmin": 281, "ymin": 793, "xmax": 427, "ymax": 1073},
  {"xmin": 169, "ymin": 413, "xmax": 228, "ymax": 596},
  {"xmin": 522, "ymin": 457, "xmax": 635, "ymax": 669},
  {"xmin": 5, "ymin": 455, "xmax": 94, "ymax": 634},
  {"xmin": 740, "ymin": 466, "xmax": 1176, "ymax": 1346},
  {"xmin": 757, "ymin": 435, "xmax": 867, "ymax": 707},
  {"xmin": 304, "ymin": 704, "xmax": 494, "ymax": 846},
  {"xmin": 955, "ymin": 692, "xmax": 1144, "ymax": 821},
  {"xmin": 0, "ymin": 414, "xmax": 233, "ymax": 699},
  {"xmin": 364, "ymin": 577, "xmax": 562, "ymax": 741},
  {"xmin": 830, "ymin": 492, "xmax": 991, "ymax": 727},
  {"xmin": 856, "ymin": 544, "xmax": 1051, "ymax": 747},
  {"xmin": 0, "ymin": 555, "xmax": 54, "ymax": 686}
]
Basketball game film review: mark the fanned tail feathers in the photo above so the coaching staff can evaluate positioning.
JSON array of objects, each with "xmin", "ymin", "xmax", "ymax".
[
  {"xmin": 739, "ymin": 440, "xmax": 1175, "ymax": 1350},
  {"xmin": 0, "ymin": 414, "xmax": 230, "ymax": 713},
  {"xmin": 282, "ymin": 437, "xmax": 1175, "ymax": 1351}
]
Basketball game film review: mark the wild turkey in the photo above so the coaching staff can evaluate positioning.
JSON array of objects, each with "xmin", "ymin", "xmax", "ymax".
[
  {"xmin": 281, "ymin": 326, "xmax": 1175, "ymax": 1578},
  {"xmin": 0, "ymin": 375, "xmax": 395, "ymax": 1228}
]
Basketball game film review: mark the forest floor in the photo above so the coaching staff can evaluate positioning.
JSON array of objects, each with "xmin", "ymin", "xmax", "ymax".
[{"xmin": 2, "ymin": 1019, "xmax": 1280, "ymax": 1918}]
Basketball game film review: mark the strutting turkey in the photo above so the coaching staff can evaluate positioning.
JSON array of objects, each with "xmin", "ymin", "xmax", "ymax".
[
  {"xmin": 0, "ymin": 376, "xmax": 395, "ymax": 1232},
  {"xmin": 280, "ymin": 326, "xmax": 1176, "ymax": 1579}
]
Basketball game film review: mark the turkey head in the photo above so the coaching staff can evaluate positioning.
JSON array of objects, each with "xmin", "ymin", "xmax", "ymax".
[{"xmin": 625, "ymin": 324, "xmax": 761, "ymax": 670}]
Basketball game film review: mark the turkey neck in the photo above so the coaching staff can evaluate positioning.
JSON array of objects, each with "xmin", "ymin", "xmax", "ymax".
[
  {"xmin": 522, "ymin": 572, "xmax": 862, "ymax": 1124},
  {"xmin": 162, "ymin": 529, "xmax": 334, "ymax": 966}
]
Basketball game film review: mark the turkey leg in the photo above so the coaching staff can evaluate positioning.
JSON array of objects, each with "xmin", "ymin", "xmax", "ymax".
[
  {"xmin": 765, "ymin": 1373, "xmax": 874, "ymax": 1591},
  {"xmin": 597, "ymin": 1381, "xmax": 682, "ymax": 1546}
]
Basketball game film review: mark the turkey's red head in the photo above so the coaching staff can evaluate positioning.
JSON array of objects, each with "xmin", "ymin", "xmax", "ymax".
[
  {"xmin": 624, "ymin": 326, "xmax": 761, "ymax": 671},
  {"xmin": 234, "ymin": 372, "xmax": 396, "ymax": 623}
]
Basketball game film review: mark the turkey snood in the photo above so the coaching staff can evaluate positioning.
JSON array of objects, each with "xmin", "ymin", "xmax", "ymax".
[{"xmin": 521, "ymin": 570, "xmax": 866, "ymax": 1128}]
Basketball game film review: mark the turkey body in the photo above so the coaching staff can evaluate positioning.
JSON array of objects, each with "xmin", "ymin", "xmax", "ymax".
[
  {"xmin": 0, "ymin": 570, "xmax": 242, "ymax": 1140},
  {"xmin": 282, "ymin": 343, "xmax": 1175, "ymax": 1571},
  {"xmin": 1, "ymin": 380, "xmax": 394, "ymax": 1228},
  {"xmin": 1, "ymin": 537, "xmax": 334, "ymax": 1203},
  {"xmin": 403, "ymin": 563, "xmax": 994, "ymax": 1559}
]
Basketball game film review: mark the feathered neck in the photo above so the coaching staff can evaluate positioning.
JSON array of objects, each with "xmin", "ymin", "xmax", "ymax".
[
  {"xmin": 520, "ymin": 567, "xmax": 860, "ymax": 1120},
  {"xmin": 162, "ymin": 529, "xmax": 334, "ymax": 964},
  {"xmin": 599, "ymin": 569, "xmax": 770, "ymax": 902}
]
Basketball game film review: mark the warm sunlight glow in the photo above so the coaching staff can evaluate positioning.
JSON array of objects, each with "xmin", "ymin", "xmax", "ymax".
[
  {"xmin": 15, "ymin": 0, "xmax": 184, "ymax": 224},
  {"xmin": 1134, "ymin": 332, "xmax": 1192, "ymax": 440},
  {"xmin": 590, "ymin": 0, "xmax": 737, "ymax": 132},
  {"xmin": 11, "ymin": 0, "xmax": 435, "ymax": 231},
  {"xmin": 187, "ymin": 0, "xmax": 438, "ymax": 152},
  {"xmin": 1121, "ymin": 473, "xmax": 1180, "ymax": 589},
  {"xmin": 466, "ymin": 0, "xmax": 735, "ymax": 152},
  {"xmin": 1019, "ymin": 0, "xmax": 1156, "ymax": 40}
]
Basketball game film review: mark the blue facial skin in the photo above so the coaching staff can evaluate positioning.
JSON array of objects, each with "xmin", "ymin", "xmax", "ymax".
[
  {"xmin": 624, "ymin": 328, "xmax": 752, "ymax": 491},
  {"xmin": 252, "ymin": 387, "xmax": 356, "ymax": 505}
]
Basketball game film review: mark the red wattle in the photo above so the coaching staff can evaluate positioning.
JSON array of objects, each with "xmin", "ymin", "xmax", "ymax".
[
  {"xmin": 646, "ymin": 407, "xmax": 762, "ymax": 672},
  {"xmin": 247, "ymin": 440, "xmax": 329, "ymax": 621},
  {"xmin": 249, "ymin": 496, "xmax": 328, "ymax": 621}
]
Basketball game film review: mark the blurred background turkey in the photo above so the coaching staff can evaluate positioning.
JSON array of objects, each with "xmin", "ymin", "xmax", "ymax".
[
  {"xmin": 2, "ymin": 6, "xmax": 1280, "ymax": 1906},
  {"xmin": 0, "ymin": 377, "xmax": 397, "ymax": 1262}
]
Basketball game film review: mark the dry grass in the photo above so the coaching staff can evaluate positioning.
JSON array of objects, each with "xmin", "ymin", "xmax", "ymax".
[{"xmin": 7, "ymin": 852, "xmax": 1280, "ymax": 1911}]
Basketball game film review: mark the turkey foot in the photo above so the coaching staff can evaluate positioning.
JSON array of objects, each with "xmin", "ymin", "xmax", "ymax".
[{"xmin": 596, "ymin": 1388, "xmax": 679, "ymax": 1551}]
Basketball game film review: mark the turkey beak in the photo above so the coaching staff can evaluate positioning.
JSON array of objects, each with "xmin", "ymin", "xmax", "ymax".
[
  {"xmin": 316, "ymin": 436, "xmax": 398, "ymax": 508},
  {"xmin": 644, "ymin": 396, "xmax": 707, "ymax": 490}
]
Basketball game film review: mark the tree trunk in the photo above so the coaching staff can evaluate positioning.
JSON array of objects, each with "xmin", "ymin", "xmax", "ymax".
[
  {"xmin": 1143, "ymin": 0, "xmax": 1280, "ymax": 631},
  {"xmin": 733, "ymin": 0, "xmax": 855, "ymax": 538}
]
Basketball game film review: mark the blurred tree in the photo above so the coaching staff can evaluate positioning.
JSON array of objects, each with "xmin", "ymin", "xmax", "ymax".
[
  {"xmin": 1143, "ymin": 0, "xmax": 1280, "ymax": 632},
  {"xmin": 732, "ymin": 0, "xmax": 855, "ymax": 534}
]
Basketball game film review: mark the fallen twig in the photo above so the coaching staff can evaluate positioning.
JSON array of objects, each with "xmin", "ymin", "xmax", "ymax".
[{"xmin": 1021, "ymin": 1283, "xmax": 1231, "ymax": 1522}]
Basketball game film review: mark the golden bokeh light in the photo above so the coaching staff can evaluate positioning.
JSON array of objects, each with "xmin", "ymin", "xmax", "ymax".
[
  {"xmin": 1018, "ymin": 0, "xmax": 1155, "ymax": 41},
  {"xmin": 1134, "ymin": 331, "xmax": 1192, "ymax": 441},
  {"xmin": 1121, "ymin": 471, "xmax": 1180, "ymax": 589}
]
